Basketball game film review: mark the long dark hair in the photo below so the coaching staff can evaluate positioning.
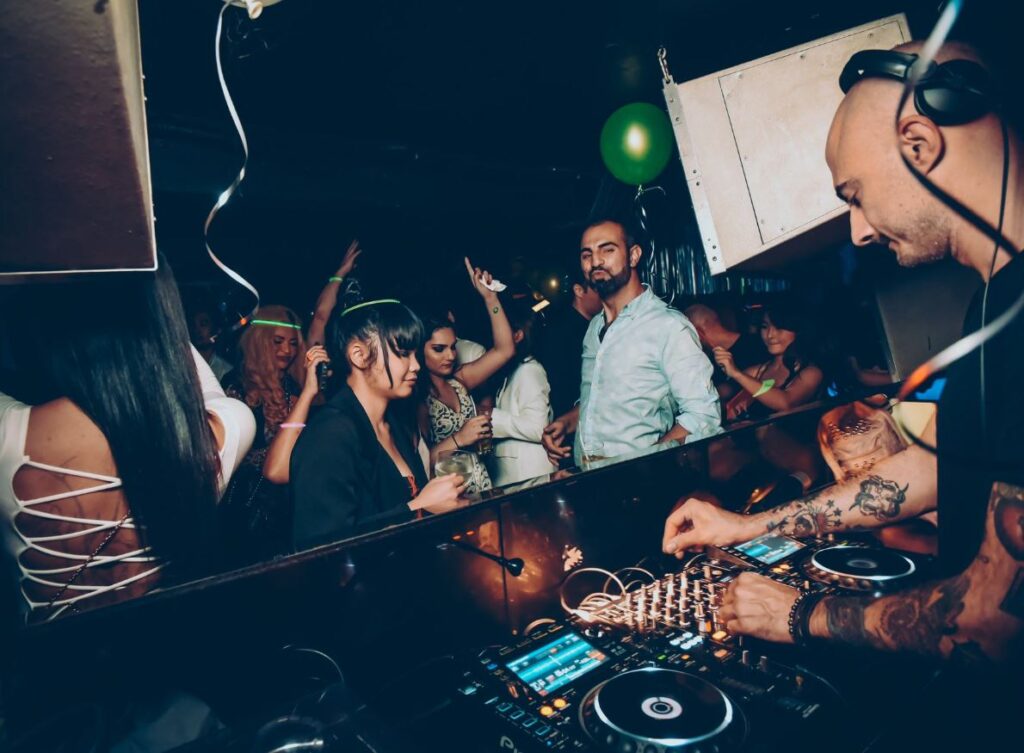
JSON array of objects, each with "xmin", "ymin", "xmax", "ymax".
[
  {"xmin": 504, "ymin": 296, "xmax": 537, "ymax": 365},
  {"xmin": 326, "ymin": 281, "xmax": 425, "ymax": 389},
  {"xmin": 5, "ymin": 257, "xmax": 222, "ymax": 577},
  {"xmin": 761, "ymin": 301, "xmax": 817, "ymax": 374}
]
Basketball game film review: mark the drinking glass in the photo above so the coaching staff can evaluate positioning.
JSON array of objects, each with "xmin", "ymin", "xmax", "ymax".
[
  {"xmin": 476, "ymin": 410, "xmax": 494, "ymax": 456},
  {"xmin": 435, "ymin": 449, "xmax": 475, "ymax": 479}
]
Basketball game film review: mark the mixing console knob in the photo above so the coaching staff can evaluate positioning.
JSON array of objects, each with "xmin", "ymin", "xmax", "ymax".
[
  {"xmin": 703, "ymin": 564, "xmax": 713, "ymax": 580},
  {"xmin": 802, "ymin": 580, "xmax": 811, "ymax": 590},
  {"xmin": 826, "ymin": 533, "xmax": 835, "ymax": 542},
  {"xmin": 758, "ymin": 656, "xmax": 769, "ymax": 673},
  {"xmin": 741, "ymin": 649, "xmax": 750, "ymax": 666}
]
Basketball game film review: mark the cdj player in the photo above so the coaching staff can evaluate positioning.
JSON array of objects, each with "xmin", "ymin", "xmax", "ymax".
[{"xmin": 451, "ymin": 533, "xmax": 930, "ymax": 753}]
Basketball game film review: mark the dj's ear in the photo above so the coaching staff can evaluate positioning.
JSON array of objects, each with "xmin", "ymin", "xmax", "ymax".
[{"xmin": 897, "ymin": 114, "xmax": 945, "ymax": 174}]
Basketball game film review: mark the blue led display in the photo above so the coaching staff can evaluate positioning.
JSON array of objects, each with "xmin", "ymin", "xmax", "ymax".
[{"xmin": 506, "ymin": 632, "xmax": 608, "ymax": 696}]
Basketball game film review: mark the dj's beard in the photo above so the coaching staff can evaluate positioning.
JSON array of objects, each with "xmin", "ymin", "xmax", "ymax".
[{"xmin": 590, "ymin": 265, "xmax": 632, "ymax": 298}]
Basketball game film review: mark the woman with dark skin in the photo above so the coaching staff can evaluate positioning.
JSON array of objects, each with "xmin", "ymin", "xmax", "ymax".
[
  {"xmin": 717, "ymin": 304, "xmax": 824, "ymax": 423},
  {"xmin": 419, "ymin": 258, "xmax": 515, "ymax": 492}
]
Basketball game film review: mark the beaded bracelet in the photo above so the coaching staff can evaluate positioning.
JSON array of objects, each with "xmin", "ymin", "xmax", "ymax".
[
  {"xmin": 798, "ymin": 592, "xmax": 826, "ymax": 643},
  {"xmin": 279, "ymin": 422, "xmax": 306, "ymax": 429},
  {"xmin": 787, "ymin": 592, "xmax": 808, "ymax": 644},
  {"xmin": 329, "ymin": 276, "xmax": 344, "ymax": 283},
  {"xmin": 788, "ymin": 591, "xmax": 825, "ymax": 645}
]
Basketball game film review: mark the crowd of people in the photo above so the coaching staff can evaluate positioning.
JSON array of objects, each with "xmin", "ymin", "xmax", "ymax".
[{"xmin": 2, "ymin": 40, "xmax": 1020, "ymax": 686}]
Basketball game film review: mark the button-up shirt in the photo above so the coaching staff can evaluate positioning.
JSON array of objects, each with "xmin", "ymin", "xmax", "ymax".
[{"xmin": 574, "ymin": 287, "xmax": 721, "ymax": 463}]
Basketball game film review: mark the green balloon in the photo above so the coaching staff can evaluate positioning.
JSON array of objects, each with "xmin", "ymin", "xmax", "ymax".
[{"xmin": 599, "ymin": 102, "xmax": 674, "ymax": 186}]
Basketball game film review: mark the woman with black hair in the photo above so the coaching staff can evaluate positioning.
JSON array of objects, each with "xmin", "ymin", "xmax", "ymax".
[
  {"xmin": 290, "ymin": 291, "xmax": 465, "ymax": 551},
  {"xmin": 419, "ymin": 258, "xmax": 515, "ymax": 493},
  {"xmin": 489, "ymin": 298, "xmax": 557, "ymax": 486},
  {"xmin": 716, "ymin": 302, "xmax": 824, "ymax": 424},
  {"xmin": 0, "ymin": 259, "xmax": 255, "ymax": 622}
]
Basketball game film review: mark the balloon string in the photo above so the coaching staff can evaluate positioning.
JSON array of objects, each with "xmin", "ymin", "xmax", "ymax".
[{"xmin": 205, "ymin": 1, "xmax": 261, "ymax": 337}]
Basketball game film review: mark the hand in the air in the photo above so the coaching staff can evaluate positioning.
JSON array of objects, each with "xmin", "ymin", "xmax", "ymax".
[
  {"xmin": 464, "ymin": 257, "xmax": 498, "ymax": 299},
  {"xmin": 336, "ymin": 239, "xmax": 362, "ymax": 279}
]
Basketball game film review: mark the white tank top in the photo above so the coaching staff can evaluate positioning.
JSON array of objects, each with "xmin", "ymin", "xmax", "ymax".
[{"xmin": 0, "ymin": 348, "xmax": 254, "ymax": 621}]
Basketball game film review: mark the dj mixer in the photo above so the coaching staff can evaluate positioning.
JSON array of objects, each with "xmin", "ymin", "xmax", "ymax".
[{"xmin": 450, "ymin": 533, "xmax": 929, "ymax": 753}]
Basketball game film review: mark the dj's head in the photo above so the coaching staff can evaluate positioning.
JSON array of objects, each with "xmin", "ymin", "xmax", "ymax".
[{"xmin": 826, "ymin": 41, "xmax": 1015, "ymax": 277}]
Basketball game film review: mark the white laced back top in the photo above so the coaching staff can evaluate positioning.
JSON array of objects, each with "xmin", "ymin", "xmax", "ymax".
[{"xmin": 0, "ymin": 348, "xmax": 255, "ymax": 621}]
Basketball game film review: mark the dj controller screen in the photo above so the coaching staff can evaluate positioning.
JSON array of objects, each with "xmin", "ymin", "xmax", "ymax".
[
  {"xmin": 734, "ymin": 534, "xmax": 805, "ymax": 565},
  {"xmin": 506, "ymin": 631, "xmax": 608, "ymax": 697}
]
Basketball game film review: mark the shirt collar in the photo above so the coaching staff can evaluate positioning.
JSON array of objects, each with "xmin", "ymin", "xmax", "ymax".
[{"xmin": 599, "ymin": 284, "xmax": 653, "ymax": 325}]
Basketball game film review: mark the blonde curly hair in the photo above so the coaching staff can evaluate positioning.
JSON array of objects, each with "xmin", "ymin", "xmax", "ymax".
[{"xmin": 238, "ymin": 305, "xmax": 307, "ymax": 429}]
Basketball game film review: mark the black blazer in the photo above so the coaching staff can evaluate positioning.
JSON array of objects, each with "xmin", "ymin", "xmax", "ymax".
[{"xmin": 290, "ymin": 384, "xmax": 427, "ymax": 551}]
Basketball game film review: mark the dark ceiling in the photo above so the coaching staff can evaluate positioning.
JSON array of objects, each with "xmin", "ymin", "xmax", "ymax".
[{"xmin": 139, "ymin": 0, "xmax": 1007, "ymax": 311}]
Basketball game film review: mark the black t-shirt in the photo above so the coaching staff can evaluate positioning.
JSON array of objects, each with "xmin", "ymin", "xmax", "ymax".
[
  {"xmin": 936, "ymin": 252, "xmax": 1024, "ymax": 575},
  {"xmin": 538, "ymin": 304, "xmax": 591, "ymax": 418}
]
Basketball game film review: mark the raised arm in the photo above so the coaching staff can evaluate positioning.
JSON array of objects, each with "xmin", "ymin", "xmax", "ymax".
[
  {"xmin": 663, "ymin": 412, "xmax": 938, "ymax": 554},
  {"xmin": 453, "ymin": 258, "xmax": 515, "ymax": 391},
  {"xmin": 307, "ymin": 239, "xmax": 361, "ymax": 347},
  {"xmin": 262, "ymin": 346, "xmax": 328, "ymax": 483}
]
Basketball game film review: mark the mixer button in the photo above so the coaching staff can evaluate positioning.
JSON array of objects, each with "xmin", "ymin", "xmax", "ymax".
[{"xmin": 553, "ymin": 698, "xmax": 568, "ymax": 710}]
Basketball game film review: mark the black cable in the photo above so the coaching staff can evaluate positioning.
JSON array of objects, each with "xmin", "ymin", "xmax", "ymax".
[{"xmin": 975, "ymin": 117, "xmax": 1011, "ymax": 441}]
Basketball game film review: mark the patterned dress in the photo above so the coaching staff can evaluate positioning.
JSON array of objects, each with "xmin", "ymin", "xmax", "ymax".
[{"xmin": 427, "ymin": 379, "xmax": 492, "ymax": 493}]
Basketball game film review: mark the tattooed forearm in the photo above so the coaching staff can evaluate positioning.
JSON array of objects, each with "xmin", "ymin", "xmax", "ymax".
[
  {"xmin": 819, "ymin": 573, "xmax": 972, "ymax": 656},
  {"xmin": 877, "ymin": 574, "xmax": 970, "ymax": 655},
  {"xmin": 849, "ymin": 475, "xmax": 909, "ymax": 521},
  {"xmin": 822, "ymin": 595, "xmax": 883, "ymax": 649},
  {"xmin": 992, "ymin": 481, "xmax": 1024, "ymax": 560},
  {"xmin": 760, "ymin": 476, "xmax": 910, "ymax": 538},
  {"xmin": 764, "ymin": 492, "xmax": 844, "ymax": 537}
]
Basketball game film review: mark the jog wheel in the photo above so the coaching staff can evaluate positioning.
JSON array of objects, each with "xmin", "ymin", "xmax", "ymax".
[
  {"xmin": 579, "ymin": 667, "xmax": 747, "ymax": 752},
  {"xmin": 805, "ymin": 545, "xmax": 916, "ymax": 591}
]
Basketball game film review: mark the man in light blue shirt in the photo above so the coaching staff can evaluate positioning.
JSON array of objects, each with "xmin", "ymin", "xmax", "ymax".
[{"xmin": 542, "ymin": 218, "xmax": 721, "ymax": 464}]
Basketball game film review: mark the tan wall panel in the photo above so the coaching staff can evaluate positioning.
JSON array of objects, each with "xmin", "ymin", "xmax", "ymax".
[{"xmin": 663, "ymin": 15, "xmax": 910, "ymax": 273}]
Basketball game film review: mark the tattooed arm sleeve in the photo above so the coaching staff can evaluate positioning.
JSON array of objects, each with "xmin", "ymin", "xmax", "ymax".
[
  {"xmin": 807, "ymin": 482, "xmax": 1024, "ymax": 663},
  {"xmin": 750, "ymin": 441, "xmax": 938, "ymax": 537}
]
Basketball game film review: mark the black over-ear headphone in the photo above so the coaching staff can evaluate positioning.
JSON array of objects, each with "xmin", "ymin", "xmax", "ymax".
[{"xmin": 839, "ymin": 49, "xmax": 994, "ymax": 126}]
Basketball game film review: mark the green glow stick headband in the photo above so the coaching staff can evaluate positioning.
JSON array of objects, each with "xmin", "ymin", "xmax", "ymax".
[
  {"xmin": 249, "ymin": 318, "xmax": 301, "ymax": 330},
  {"xmin": 341, "ymin": 299, "xmax": 401, "ymax": 316}
]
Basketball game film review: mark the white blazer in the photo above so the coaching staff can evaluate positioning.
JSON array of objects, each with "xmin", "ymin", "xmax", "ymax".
[{"xmin": 490, "ymin": 358, "xmax": 557, "ymax": 487}]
